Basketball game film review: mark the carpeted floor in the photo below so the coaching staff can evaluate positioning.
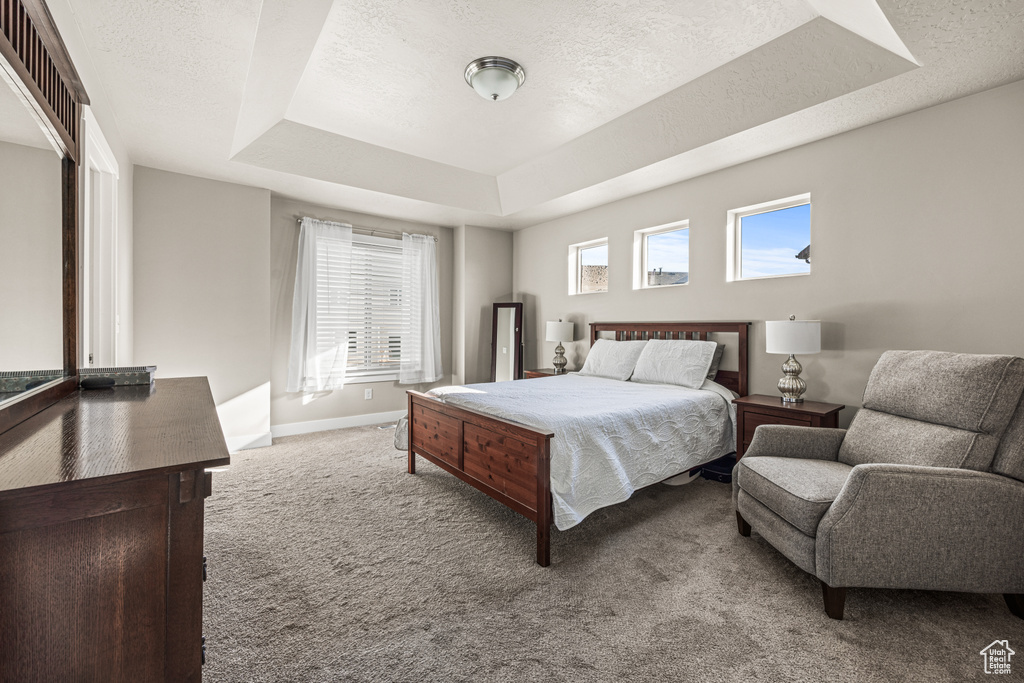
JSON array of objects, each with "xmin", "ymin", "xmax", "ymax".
[{"xmin": 203, "ymin": 425, "xmax": 1022, "ymax": 682}]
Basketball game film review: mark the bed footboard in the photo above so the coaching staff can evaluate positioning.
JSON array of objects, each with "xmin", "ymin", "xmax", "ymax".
[{"xmin": 407, "ymin": 390, "xmax": 555, "ymax": 566}]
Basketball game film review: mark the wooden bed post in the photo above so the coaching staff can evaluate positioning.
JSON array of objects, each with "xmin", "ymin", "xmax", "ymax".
[
  {"xmin": 737, "ymin": 323, "xmax": 749, "ymax": 397},
  {"xmin": 536, "ymin": 438, "xmax": 552, "ymax": 567},
  {"xmin": 407, "ymin": 391, "xmax": 415, "ymax": 474}
]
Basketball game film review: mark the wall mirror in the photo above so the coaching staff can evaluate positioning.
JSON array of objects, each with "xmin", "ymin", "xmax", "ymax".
[
  {"xmin": 0, "ymin": 0, "xmax": 87, "ymax": 433},
  {"xmin": 0, "ymin": 68, "xmax": 64, "ymax": 399},
  {"xmin": 490, "ymin": 303, "xmax": 523, "ymax": 382}
]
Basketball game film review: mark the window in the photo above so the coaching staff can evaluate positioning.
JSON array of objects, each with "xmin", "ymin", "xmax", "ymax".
[
  {"xmin": 727, "ymin": 194, "xmax": 811, "ymax": 281},
  {"xmin": 307, "ymin": 232, "xmax": 404, "ymax": 385},
  {"xmin": 338, "ymin": 236, "xmax": 405, "ymax": 380},
  {"xmin": 288, "ymin": 219, "xmax": 442, "ymax": 393},
  {"xmin": 568, "ymin": 238, "xmax": 608, "ymax": 295},
  {"xmin": 633, "ymin": 220, "xmax": 689, "ymax": 289}
]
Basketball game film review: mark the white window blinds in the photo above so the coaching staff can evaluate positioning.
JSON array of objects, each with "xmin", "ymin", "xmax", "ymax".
[{"xmin": 341, "ymin": 236, "xmax": 404, "ymax": 378}]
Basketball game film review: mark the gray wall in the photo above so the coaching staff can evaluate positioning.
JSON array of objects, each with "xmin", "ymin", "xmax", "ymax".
[
  {"xmin": 456, "ymin": 225, "xmax": 514, "ymax": 384},
  {"xmin": 0, "ymin": 141, "xmax": 62, "ymax": 370},
  {"xmin": 269, "ymin": 196, "xmax": 453, "ymax": 429},
  {"xmin": 514, "ymin": 80, "xmax": 1024, "ymax": 426},
  {"xmin": 134, "ymin": 166, "xmax": 272, "ymax": 447}
]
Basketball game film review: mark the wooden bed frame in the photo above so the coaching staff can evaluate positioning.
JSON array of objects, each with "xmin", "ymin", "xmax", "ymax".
[{"xmin": 407, "ymin": 321, "xmax": 750, "ymax": 566}]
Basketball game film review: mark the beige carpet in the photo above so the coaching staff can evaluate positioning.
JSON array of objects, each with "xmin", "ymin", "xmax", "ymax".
[{"xmin": 202, "ymin": 425, "xmax": 1022, "ymax": 682}]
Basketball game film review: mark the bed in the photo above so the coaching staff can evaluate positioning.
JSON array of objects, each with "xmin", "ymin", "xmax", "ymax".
[{"xmin": 406, "ymin": 321, "xmax": 750, "ymax": 566}]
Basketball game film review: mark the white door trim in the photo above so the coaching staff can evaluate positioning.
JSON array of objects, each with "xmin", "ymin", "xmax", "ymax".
[{"xmin": 80, "ymin": 106, "xmax": 120, "ymax": 367}]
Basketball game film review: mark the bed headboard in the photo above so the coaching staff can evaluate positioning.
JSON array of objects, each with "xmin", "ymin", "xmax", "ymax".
[{"xmin": 589, "ymin": 321, "xmax": 750, "ymax": 397}]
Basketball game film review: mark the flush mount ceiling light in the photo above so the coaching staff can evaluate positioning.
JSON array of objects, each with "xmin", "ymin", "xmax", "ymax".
[{"xmin": 464, "ymin": 57, "xmax": 526, "ymax": 101}]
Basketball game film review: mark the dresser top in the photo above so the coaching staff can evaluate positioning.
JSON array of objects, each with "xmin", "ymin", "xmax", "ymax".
[{"xmin": 0, "ymin": 377, "xmax": 230, "ymax": 495}]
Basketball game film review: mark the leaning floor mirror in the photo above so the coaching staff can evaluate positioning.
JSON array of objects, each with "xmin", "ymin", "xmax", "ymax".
[{"xmin": 490, "ymin": 303, "xmax": 523, "ymax": 382}]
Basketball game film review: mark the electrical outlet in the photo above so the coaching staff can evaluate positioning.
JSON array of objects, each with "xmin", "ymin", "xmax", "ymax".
[{"xmin": 364, "ymin": 388, "xmax": 373, "ymax": 400}]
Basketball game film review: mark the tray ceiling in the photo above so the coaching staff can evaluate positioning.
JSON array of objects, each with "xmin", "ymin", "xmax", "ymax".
[{"xmin": 61, "ymin": 0, "xmax": 1024, "ymax": 228}]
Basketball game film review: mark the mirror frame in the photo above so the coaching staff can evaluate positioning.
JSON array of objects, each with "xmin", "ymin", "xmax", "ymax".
[
  {"xmin": 490, "ymin": 302, "xmax": 524, "ymax": 382},
  {"xmin": 0, "ymin": 0, "xmax": 88, "ymax": 434}
]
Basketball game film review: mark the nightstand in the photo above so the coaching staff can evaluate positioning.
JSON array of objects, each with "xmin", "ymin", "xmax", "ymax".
[
  {"xmin": 732, "ymin": 394, "xmax": 845, "ymax": 459},
  {"xmin": 523, "ymin": 368, "xmax": 563, "ymax": 379}
]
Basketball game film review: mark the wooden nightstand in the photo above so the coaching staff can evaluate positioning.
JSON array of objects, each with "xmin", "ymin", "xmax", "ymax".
[
  {"xmin": 732, "ymin": 394, "xmax": 845, "ymax": 459},
  {"xmin": 523, "ymin": 368, "xmax": 563, "ymax": 379}
]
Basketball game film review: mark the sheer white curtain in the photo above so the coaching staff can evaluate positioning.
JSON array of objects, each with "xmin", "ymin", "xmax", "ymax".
[
  {"xmin": 400, "ymin": 233, "xmax": 442, "ymax": 384},
  {"xmin": 287, "ymin": 218, "xmax": 353, "ymax": 392}
]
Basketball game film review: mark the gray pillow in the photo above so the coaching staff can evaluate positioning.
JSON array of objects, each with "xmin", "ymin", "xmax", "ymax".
[
  {"xmin": 707, "ymin": 343, "xmax": 725, "ymax": 380},
  {"xmin": 578, "ymin": 339, "xmax": 648, "ymax": 381}
]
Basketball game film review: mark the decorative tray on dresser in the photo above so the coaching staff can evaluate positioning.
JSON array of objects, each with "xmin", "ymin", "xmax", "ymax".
[{"xmin": 0, "ymin": 377, "xmax": 229, "ymax": 682}]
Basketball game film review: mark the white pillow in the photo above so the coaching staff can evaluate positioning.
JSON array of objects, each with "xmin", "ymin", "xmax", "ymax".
[
  {"xmin": 630, "ymin": 339, "xmax": 718, "ymax": 389},
  {"xmin": 577, "ymin": 339, "xmax": 648, "ymax": 381}
]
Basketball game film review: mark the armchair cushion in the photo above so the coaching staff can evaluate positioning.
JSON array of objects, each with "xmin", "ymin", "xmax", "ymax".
[
  {"xmin": 736, "ymin": 456, "xmax": 853, "ymax": 536},
  {"xmin": 863, "ymin": 351, "xmax": 1024, "ymax": 436},
  {"xmin": 816, "ymin": 463, "xmax": 1024, "ymax": 592},
  {"xmin": 838, "ymin": 409, "xmax": 998, "ymax": 471},
  {"xmin": 736, "ymin": 490, "xmax": 817, "ymax": 574},
  {"xmin": 743, "ymin": 425, "xmax": 847, "ymax": 461}
]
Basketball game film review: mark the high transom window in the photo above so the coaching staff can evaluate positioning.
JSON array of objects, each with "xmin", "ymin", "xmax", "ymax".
[
  {"xmin": 728, "ymin": 194, "xmax": 811, "ymax": 281},
  {"xmin": 568, "ymin": 238, "xmax": 609, "ymax": 295},
  {"xmin": 633, "ymin": 220, "xmax": 689, "ymax": 289}
]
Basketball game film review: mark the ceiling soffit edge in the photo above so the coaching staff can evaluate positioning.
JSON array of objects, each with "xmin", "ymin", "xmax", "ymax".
[
  {"xmin": 233, "ymin": 119, "xmax": 502, "ymax": 214},
  {"xmin": 230, "ymin": 0, "xmax": 334, "ymax": 158},
  {"xmin": 234, "ymin": 14, "xmax": 916, "ymax": 218}
]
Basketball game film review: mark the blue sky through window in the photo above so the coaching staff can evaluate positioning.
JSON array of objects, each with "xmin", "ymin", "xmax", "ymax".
[
  {"xmin": 740, "ymin": 204, "xmax": 810, "ymax": 278},
  {"xmin": 580, "ymin": 243, "xmax": 608, "ymax": 266},
  {"xmin": 647, "ymin": 229, "xmax": 689, "ymax": 273}
]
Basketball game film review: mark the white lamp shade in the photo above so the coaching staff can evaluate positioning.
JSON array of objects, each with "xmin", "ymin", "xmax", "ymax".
[
  {"xmin": 765, "ymin": 320, "xmax": 821, "ymax": 355},
  {"xmin": 546, "ymin": 321, "xmax": 574, "ymax": 343},
  {"xmin": 470, "ymin": 67, "xmax": 520, "ymax": 101}
]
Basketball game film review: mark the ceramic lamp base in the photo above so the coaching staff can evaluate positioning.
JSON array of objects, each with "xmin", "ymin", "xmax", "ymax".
[
  {"xmin": 778, "ymin": 354, "xmax": 806, "ymax": 403},
  {"xmin": 552, "ymin": 343, "xmax": 567, "ymax": 374}
]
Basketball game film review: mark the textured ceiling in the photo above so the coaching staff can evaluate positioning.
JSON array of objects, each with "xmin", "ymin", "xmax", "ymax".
[
  {"xmin": 287, "ymin": 0, "xmax": 818, "ymax": 176},
  {"xmin": 55, "ymin": 0, "xmax": 1024, "ymax": 229}
]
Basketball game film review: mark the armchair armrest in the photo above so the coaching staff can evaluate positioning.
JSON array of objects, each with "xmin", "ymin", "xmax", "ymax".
[
  {"xmin": 744, "ymin": 425, "xmax": 847, "ymax": 461},
  {"xmin": 816, "ymin": 464, "xmax": 1024, "ymax": 593}
]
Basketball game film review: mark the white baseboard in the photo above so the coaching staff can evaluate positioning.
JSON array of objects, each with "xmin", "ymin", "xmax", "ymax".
[
  {"xmin": 225, "ymin": 431, "xmax": 273, "ymax": 453},
  {"xmin": 271, "ymin": 409, "xmax": 406, "ymax": 439}
]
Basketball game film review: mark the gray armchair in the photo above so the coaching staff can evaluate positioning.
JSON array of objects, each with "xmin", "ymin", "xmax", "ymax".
[{"xmin": 734, "ymin": 350, "xmax": 1024, "ymax": 619}]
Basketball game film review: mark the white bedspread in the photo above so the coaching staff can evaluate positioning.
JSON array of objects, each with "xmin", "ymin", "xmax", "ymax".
[{"xmin": 428, "ymin": 374, "xmax": 735, "ymax": 530}]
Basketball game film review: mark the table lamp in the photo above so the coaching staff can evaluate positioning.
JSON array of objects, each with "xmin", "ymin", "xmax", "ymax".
[
  {"xmin": 765, "ymin": 317, "xmax": 821, "ymax": 403},
  {"xmin": 545, "ymin": 320, "xmax": 574, "ymax": 374}
]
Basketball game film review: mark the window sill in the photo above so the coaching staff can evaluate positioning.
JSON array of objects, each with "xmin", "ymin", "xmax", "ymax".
[
  {"xmin": 730, "ymin": 271, "xmax": 810, "ymax": 283},
  {"xmin": 636, "ymin": 282, "xmax": 689, "ymax": 290},
  {"xmin": 344, "ymin": 374, "xmax": 399, "ymax": 385}
]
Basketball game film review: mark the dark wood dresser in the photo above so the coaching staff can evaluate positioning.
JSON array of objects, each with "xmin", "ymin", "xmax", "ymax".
[{"xmin": 0, "ymin": 377, "xmax": 229, "ymax": 682}]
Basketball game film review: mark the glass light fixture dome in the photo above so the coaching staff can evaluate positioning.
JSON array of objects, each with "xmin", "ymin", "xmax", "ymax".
[{"xmin": 464, "ymin": 57, "xmax": 526, "ymax": 101}]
